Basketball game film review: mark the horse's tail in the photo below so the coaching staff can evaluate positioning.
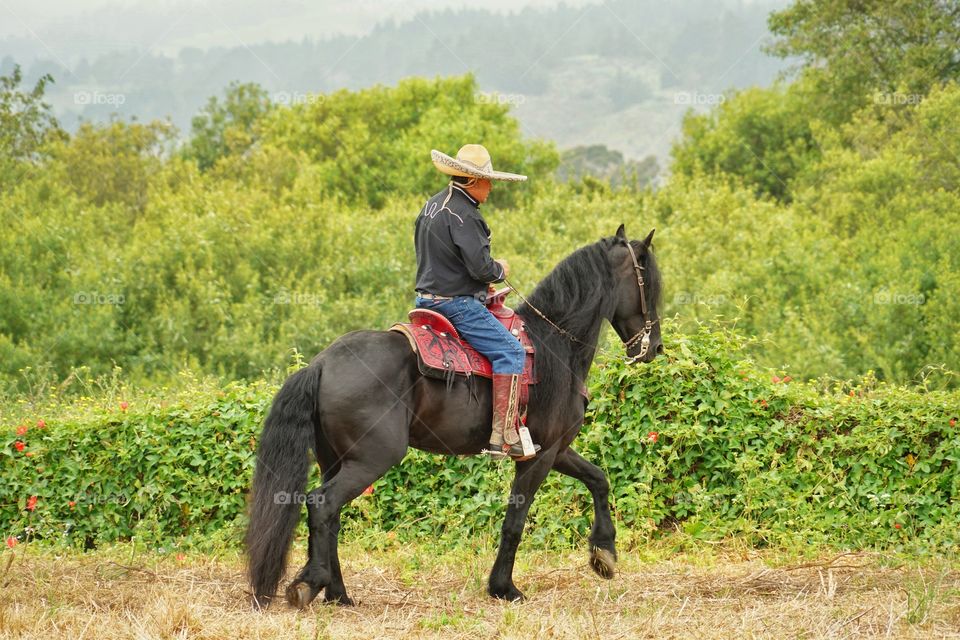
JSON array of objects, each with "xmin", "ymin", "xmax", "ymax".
[{"xmin": 245, "ymin": 362, "xmax": 320, "ymax": 608}]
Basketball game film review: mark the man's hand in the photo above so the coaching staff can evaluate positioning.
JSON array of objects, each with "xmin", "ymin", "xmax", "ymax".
[{"xmin": 496, "ymin": 259, "xmax": 510, "ymax": 279}]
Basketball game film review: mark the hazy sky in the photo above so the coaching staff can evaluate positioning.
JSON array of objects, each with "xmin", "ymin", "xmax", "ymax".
[
  {"xmin": 1, "ymin": 0, "xmax": 604, "ymax": 58},
  {"xmin": 1, "ymin": 0, "xmax": 788, "ymax": 161}
]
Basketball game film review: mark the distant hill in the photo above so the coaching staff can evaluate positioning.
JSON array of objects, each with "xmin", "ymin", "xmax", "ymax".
[
  {"xmin": 0, "ymin": 0, "xmax": 789, "ymax": 164},
  {"xmin": 556, "ymin": 144, "xmax": 659, "ymax": 187}
]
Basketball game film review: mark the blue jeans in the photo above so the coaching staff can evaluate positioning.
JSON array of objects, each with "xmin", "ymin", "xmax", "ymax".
[{"xmin": 415, "ymin": 295, "xmax": 525, "ymax": 374}]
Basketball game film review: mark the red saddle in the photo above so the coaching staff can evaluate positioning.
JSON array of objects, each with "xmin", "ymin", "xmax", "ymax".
[{"xmin": 389, "ymin": 288, "xmax": 538, "ymax": 388}]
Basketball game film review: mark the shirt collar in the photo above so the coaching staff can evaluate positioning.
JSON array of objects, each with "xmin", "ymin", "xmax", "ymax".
[{"xmin": 451, "ymin": 183, "xmax": 479, "ymax": 206}]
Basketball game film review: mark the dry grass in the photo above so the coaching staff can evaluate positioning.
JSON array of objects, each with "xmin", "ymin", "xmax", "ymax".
[{"xmin": 1, "ymin": 541, "xmax": 958, "ymax": 639}]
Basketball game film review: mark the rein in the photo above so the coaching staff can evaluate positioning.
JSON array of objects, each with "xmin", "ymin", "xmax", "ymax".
[{"xmin": 503, "ymin": 234, "xmax": 658, "ymax": 364}]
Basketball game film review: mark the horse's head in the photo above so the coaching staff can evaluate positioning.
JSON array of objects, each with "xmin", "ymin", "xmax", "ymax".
[{"xmin": 606, "ymin": 224, "xmax": 663, "ymax": 364}]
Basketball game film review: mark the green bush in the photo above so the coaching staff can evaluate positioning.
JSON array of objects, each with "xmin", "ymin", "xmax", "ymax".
[
  {"xmin": 3, "ymin": 66, "xmax": 960, "ymax": 390},
  {"xmin": 3, "ymin": 326, "xmax": 957, "ymax": 552}
]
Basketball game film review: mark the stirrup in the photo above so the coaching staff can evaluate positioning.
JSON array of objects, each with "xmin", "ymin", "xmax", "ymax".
[{"xmin": 503, "ymin": 442, "xmax": 541, "ymax": 461}]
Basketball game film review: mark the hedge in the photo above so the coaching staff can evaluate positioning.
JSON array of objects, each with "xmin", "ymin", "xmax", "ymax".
[{"xmin": 3, "ymin": 326, "xmax": 958, "ymax": 552}]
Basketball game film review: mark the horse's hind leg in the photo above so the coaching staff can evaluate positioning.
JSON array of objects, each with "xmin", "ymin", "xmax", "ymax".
[
  {"xmin": 552, "ymin": 447, "xmax": 617, "ymax": 579},
  {"xmin": 286, "ymin": 451, "xmax": 405, "ymax": 609},
  {"xmin": 311, "ymin": 452, "xmax": 351, "ymax": 604},
  {"xmin": 321, "ymin": 507, "xmax": 350, "ymax": 604}
]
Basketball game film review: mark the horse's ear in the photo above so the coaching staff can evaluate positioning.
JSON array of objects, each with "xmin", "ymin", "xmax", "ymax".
[
  {"xmin": 643, "ymin": 228, "xmax": 655, "ymax": 247},
  {"xmin": 615, "ymin": 224, "xmax": 626, "ymax": 240}
]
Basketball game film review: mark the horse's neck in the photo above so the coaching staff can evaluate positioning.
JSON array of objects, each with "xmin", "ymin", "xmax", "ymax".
[
  {"xmin": 523, "ymin": 292, "xmax": 608, "ymax": 381},
  {"xmin": 572, "ymin": 315, "xmax": 606, "ymax": 376}
]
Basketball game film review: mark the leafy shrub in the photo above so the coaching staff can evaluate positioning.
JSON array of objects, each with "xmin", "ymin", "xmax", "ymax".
[{"xmin": 3, "ymin": 326, "xmax": 956, "ymax": 552}]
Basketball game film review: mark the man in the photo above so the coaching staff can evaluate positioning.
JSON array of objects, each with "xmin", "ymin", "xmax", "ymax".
[{"xmin": 414, "ymin": 144, "xmax": 539, "ymax": 460}]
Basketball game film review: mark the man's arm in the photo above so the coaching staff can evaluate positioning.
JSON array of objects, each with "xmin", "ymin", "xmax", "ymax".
[{"xmin": 450, "ymin": 215, "xmax": 505, "ymax": 284}]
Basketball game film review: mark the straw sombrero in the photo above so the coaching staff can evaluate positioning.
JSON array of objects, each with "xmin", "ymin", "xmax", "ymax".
[{"xmin": 431, "ymin": 144, "xmax": 527, "ymax": 182}]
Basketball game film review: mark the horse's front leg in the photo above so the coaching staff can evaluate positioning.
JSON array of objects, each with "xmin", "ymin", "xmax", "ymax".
[
  {"xmin": 487, "ymin": 450, "xmax": 557, "ymax": 601},
  {"xmin": 552, "ymin": 447, "xmax": 617, "ymax": 579}
]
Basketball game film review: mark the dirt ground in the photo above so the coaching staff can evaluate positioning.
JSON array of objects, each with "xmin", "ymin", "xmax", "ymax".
[{"xmin": 1, "ymin": 541, "xmax": 958, "ymax": 639}]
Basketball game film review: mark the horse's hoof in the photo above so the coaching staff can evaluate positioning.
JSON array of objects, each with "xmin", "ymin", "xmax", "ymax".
[
  {"xmin": 323, "ymin": 591, "xmax": 355, "ymax": 606},
  {"xmin": 285, "ymin": 581, "xmax": 318, "ymax": 609},
  {"xmin": 589, "ymin": 547, "xmax": 617, "ymax": 579},
  {"xmin": 489, "ymin": 584, "xmax": 525, "ymax": 602}
]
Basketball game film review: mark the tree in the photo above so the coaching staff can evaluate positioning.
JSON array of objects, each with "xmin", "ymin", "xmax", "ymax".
[
  {"xmin": 49, "ymin": 119, "xmax": 175, "ymax": 213},
  {"xmin": 556, "ymin": 144, "xmax": 658, "ymax": 189},
  {"xmin": 767, "ymin": 0, "xmax": 960, "ymax": 121},
  {"xmin": 670, "ymin": 84, "xmax": 820, "ymax": 202},
  {"xmin": 0, "ymin": 64, "xmax": 65, "ymax": 189},
  {"xmin": 185, "ymin": 81, "xmax": 274, "ymax": 171}
]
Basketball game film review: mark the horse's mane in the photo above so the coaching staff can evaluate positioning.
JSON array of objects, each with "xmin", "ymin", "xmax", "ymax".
[{"xmin": 517, "ymin": 236, "xmax": 661, "ymax": 414}]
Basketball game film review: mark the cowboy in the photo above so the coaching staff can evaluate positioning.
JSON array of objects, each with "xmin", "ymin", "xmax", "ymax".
[{"xmin": 414, "ymin": 144, "xmax": 539, "ymax": 460}]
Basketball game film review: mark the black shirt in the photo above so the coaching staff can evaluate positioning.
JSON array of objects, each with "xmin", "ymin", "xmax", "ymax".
[{"xmin": 414, "ymin": 184, "xmax": 505, "ymax": 298}]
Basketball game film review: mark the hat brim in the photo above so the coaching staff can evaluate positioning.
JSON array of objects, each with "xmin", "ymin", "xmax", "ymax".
[{"xmin": 431, "ymin": 150, "xmax": 527, "ymax": 182}]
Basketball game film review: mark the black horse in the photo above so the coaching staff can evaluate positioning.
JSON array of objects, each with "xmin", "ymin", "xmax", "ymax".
[{"xmin": 245, "ymin": 224, "xmax": 663, "ymax": 608}]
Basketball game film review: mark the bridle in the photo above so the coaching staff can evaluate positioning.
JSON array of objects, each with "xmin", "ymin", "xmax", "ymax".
[
  {"xmin": 621, "ymin": 237, "xmax": 658, "ymax": 363},
  {"xmin": 505, "ymin": 233, "xmax": 658, "ymax": 363}
]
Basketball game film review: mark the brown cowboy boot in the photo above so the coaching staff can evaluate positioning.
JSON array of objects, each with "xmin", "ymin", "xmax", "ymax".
[{"xmin": 487, "ymin": 373, "xmax": 540, "ymax": 460}]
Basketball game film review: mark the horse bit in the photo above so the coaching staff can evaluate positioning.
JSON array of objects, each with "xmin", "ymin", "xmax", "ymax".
[{"xmin": 505, "ymin": 232, "xmax": 658, "ymax": 364}]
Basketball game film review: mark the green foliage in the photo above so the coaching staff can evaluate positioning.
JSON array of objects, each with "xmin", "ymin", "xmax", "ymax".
[
  {"xmin": 3, "ymin": 326, "xmax": 957, "ymax": 551},
  {"xmin": 584, "ymin": 326, "xmax": 960, "ymax": 550},
  {"xmin": 1, "ymin": 380, "xmax": 270, "ymax": 548},
  {"xmin": 0, "ymin": 75, "xmax": 559, "ymax": 391},
  {"xmin": 767, "ymin": 0, "xmax": 960, "ymax": 122},
  {"xmin": 48, "ymin": 119, "xmax": 176, "ymax": 212},
  {"xmin": 0, "ymin": 65, "xmax": 65, "ymax": 191},
  {"xmin": 670, "ymin": 82, "xmax": 820, "ymax": 201},
  {"xmin": 247, "ymin": 74, "xmax": 557, "ymax": 208},
  {"xmin": 184, "ymin": 81, "xmax": 274, "ymax": 171},
  {"xmin": 664, "ymin": 7, "xmax": 960, "ymax": 384}
]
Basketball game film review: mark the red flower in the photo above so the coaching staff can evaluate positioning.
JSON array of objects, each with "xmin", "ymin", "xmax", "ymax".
[
  {"xmin": 5, "ymin": 536, "xmax": 16, "ymax": 549},
  {"xmin": 36, "ymin": 419, "xmax": 46, "ymax": 429},
  {"xmin": 362, "ymin": 485, "xmax": 374, "ymax": 496},
  {"xmin": 782, "ymin": 376, "xmax": 792, "ymax": 383},
  {"xmin": 16, "ymin": 425, "xmax": 27, "ymax": 436},
  {"xmin": 68, "ymin": 501, "xmax": 76, "ymax": 508},
  {"xmin": 26, "ymin": 496, "xmax": 37, "ymax": 511},
  {"xmin": 950, "ymin": 418, "xmax": 957, "ymax": 427},
  {"xmin": 176, "ymin": 553, "xmax": 185, "ymax": 562},
  {"xmin": 14, "ymin": 441, "xmax": 24, "ymax": 452},
  {"xmin": 647, "ymin": 431, "xmax": 659, "ymax": 443},
  {"xmin": 893, "ymin": 523, "xmax": 902, "ymax": 530},
  {"xmin": 772, "ymin": 375, "xmax": 781, "ymax": 383},
  {"xmin": 25, "ymin": 452, "xmax": 34, "ymax": 457},
  {"xmin": 120, "ymin": 402, "xmax": 129, "ymax": 412}
]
